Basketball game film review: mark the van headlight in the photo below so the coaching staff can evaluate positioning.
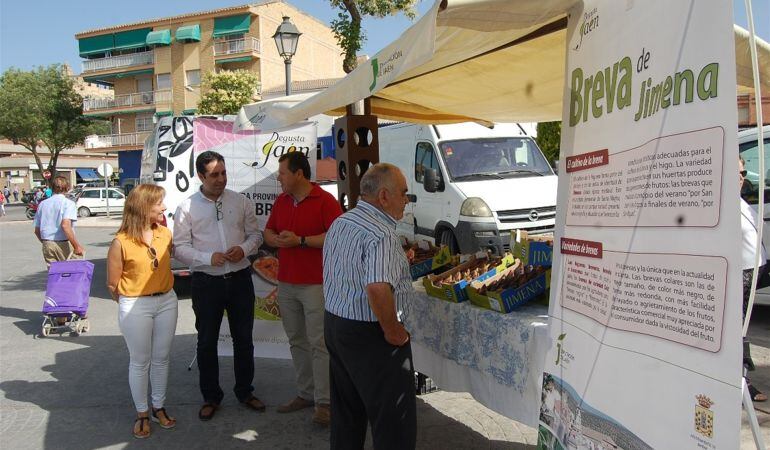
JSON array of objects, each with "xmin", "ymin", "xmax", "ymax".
[{"xmin": 460, "ymin": 197, "xmax": 493, "ymax": 217}]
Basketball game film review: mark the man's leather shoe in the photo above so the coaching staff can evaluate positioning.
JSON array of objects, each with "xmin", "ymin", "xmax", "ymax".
[
  {"xmin": 312, "ymin": 404, "xmax": 330, "ymax": 426},
  {"xmin": 276, "ymin": 396, "xmax": 314, "ymax": 413}
]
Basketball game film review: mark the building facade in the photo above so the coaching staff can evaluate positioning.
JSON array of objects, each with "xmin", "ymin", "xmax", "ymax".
[
  {"xmin": 75, "ymin": 0, "xmax": 345, "ymax": 159},
  {"xmin": 0, "ymin": 141, "xmax": 118, "ymax": 194},
  {"xmin": 738, "ymin": 93, "xmax": 770, "ymax": 128}
]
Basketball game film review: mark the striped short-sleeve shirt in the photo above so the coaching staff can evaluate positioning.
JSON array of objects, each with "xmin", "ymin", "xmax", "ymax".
[{"xmin": 323, "ymin": 200, "xmax": 412, "ymax": 322}]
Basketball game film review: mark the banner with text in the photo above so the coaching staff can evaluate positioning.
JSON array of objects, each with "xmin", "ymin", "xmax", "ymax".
[{"xmin": 539, "ymin": 1, "xmax": 742, "ymax": 449}]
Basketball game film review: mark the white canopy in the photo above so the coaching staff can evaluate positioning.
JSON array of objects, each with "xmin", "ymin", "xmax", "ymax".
[{"xmin": 235, "ymin": 0, "xmax": 770, "ymax": 132}]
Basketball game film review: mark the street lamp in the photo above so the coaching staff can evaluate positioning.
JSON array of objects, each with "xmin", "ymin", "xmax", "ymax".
[{"xmin": 273, "ymin": 16, "xmax": 302, "ymax": 96}]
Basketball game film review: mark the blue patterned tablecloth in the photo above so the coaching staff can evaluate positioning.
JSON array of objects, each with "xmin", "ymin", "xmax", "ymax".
[{"xmin": 402, "ymin": 286, "xmax": 551, "ymax": 426}]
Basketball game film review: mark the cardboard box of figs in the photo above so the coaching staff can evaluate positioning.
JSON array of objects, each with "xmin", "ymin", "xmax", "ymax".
[{"xmin": 467, "ymin": 261, "xmax": 551, "ymax": 313}]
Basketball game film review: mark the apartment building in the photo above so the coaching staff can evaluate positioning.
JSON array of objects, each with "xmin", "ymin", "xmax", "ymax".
[{"xmin": 75, "ymin": 0, "xmax": 345, "ymax": 184}]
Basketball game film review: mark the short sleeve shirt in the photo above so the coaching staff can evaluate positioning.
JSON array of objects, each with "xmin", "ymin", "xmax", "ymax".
[
  {"xmin": 33, "ymin": 194, "xmax": 77, "ymax": 241},
  {"xmin": 265, "ymin": 184, "xmax": 342, "ymax": 284}
]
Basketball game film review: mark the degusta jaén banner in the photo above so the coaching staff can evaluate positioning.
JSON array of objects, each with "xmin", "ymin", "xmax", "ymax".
[{"xmin": 539, "ymin": 1, "xmax": 742, "ymax": 449}]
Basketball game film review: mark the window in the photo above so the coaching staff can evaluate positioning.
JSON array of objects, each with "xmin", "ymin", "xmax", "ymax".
[
  {"xmin": 80, "ymin": 190, "xmax": 100, "ymax": 199},
  {"xmin": 136, "ymin": 114, "xmax": 153, "ymax": 132},
  {"xmin": 186, "ymin": 70, "xmax": 201, "ymax": 87},
  {"xmin": 439, "ymin": 137, "xmax": 553, "ymax": 180},
  {"xmin": 108, "ymin": 189, "xmax": 124, "ymax": 199},
  {"xmin": 414, "ymin": 142, "xmax": 443, "ymax": 191},
  {"xmin": 156, "ymin": 73, "xmax": 171, "ymax": 90}
]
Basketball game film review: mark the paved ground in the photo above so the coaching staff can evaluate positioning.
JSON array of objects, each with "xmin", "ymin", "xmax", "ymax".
[{"xmin": 0, "ymin": 221, "xmax": 768, "ymax": 449}]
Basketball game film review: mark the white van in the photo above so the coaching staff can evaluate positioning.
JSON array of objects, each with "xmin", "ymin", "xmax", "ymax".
[{"xmin": 379, "ymin": 122, "xmax": 557, "ymax": 255}]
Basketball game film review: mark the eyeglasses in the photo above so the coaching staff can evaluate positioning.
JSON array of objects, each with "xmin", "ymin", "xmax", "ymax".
[
  {"xmin": 215, "ymin": 201, "xmax": 223, "ymax": 221},
  {"xmin": 740, "ymin": 170, "xmax": 748, "ymax": 177},
  {"xmin": 148, "ymin": 246, "xmax": 159, "ymax": 271}
]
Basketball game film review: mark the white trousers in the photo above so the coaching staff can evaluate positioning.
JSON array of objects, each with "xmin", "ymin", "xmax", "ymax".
[{"xmin": 118, "ymin": 290, "xmax": 178, "ymax": 412}]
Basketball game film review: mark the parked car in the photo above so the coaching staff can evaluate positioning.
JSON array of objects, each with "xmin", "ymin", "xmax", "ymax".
[
  {"xmin": 738, "ymin": 125, "xmax": 770, "ymax": 305},
  {"xmin": 75, "ymin": 187, "xmax": 125, "ymax": 217}
]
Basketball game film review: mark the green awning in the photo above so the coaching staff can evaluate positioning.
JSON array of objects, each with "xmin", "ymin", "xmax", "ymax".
[
  {"xmin": 113, "ymin": 28, "xmax": 152, "ymax": 51},
  {"xmin": 83, "ymin": 68, "xmax": 154, "ymax": 83},
  {"xmin": 176, "ymin": 25, "xmax": 201, "ymax": 43},
  {"xmin": 215, "ymin": 56, "xmax": 252, "ymax": 64},
  {"xmin": 79, "ymin": 34, "xmax": 115, "ymax": 57},
  {"xmin": 213, "ymin": 14, "xmax": 250, "ymax": 37},
  {"xmin": 146, "ymin": 29, "xmax": 172, "ymax": 47},
  {"xmin": 154, "ymin": 110, "xmax": 173, "ymax": 117},
  {"xmin": 182, "ymin": 108, "xmax": 197, "ymax": 115}
]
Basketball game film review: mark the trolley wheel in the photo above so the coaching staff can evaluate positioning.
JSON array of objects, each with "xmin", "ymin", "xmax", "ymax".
[{"xmin": 41, "ymin": 324, "xmax": 51, "ymax": 337}]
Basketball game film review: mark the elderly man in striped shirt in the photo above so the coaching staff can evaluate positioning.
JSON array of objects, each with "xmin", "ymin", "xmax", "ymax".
[{"xmin": 323, "ymin": 163, "xmax": 416, "ymax": 450}]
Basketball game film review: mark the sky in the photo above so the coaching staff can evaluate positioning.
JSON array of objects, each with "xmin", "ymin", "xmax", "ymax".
[{"xmin": 0, "ymin": 0, "xmax": 767, "ymax": 74}]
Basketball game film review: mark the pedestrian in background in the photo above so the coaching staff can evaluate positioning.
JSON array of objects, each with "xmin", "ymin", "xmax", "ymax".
[
  {"xmin": 739, "ymin": 157, "xmax": 767, "ymax": 402},
  {"xmin": 33, "ymin": 176, "xmax": 84, "ymax": 267},
  {"xmin": 0, "ymin": 189, "xmax": 6, "ymax": 216},
  {"xmin": 323, "ymin": 163, "xmax": 417, "ymax": 449},
  {"xmin": 13, "ymin": 185, "xmax": 19, "ymax": 202},
  {"xmin": 264, "ymin": 152, "xmax": 342, "ymax": 426},
  {"xmin": 106, "ymin": 184, "xmax": 178, "ymax": 439},
  {"xmin": 174, "ymin": 150, "xmax": 264, "ymax": 421}
]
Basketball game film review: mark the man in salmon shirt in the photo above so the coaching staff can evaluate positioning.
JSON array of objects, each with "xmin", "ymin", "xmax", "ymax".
[{"xmin": 264, "ymin": 151, "xmax": 342, "ymax": 426}]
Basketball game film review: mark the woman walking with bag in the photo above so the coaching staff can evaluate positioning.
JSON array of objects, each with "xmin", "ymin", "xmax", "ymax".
[{"xmin": 107, "ymin": 184, "xmax": 178, "ymax": 438}]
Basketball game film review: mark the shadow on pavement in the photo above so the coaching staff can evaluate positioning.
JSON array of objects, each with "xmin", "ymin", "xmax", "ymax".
[
  {"xmin": 0, "ymin": 330, "xmax": 532, "ymax": 449},
  {"xmin": 0, "ymin": 306, "xmax": 45, "ymax": 336}
]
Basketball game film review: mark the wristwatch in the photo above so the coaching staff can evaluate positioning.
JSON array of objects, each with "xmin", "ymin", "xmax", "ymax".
[{"xmin": 300, "ymin": 236, "xmax": 307, "ymax": 248}]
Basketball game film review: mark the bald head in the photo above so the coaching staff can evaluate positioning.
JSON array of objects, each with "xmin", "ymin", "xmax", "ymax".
[
  {"xmin": 360, "ymin": 163, "xmax": 409, "ymax": 220},
  {"xmin": 360, "ymin": 163, "xmax": 400, "ymax": 197}
]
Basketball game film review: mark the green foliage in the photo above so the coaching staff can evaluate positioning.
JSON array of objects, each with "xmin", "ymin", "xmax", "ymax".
[
  {"xmin": 328, "ymin": 0, "xmax": 418, "ymax": 73},
  {"xmin": 87, "ymin": 119, "xmax": 112, "ymax": 136},
  {"xmin": 0, "ymin": 64, "xmax": 91, "ymax": 182},
  {"xmin": 536, "ymin": 121, "xmax": 562, "ymax": 165},
  {"xmin": 197, "ymin": 70, "xmax": 261, "ymax": 115}
]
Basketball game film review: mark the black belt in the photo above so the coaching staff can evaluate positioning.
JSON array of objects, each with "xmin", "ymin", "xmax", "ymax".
[
  {"xmin": 193, "ymin": 267, "xmax": 250, "ymax": 280},
  {"xmin": 149, "ymin": 291, "xmax": 169, "ymax": 297}
]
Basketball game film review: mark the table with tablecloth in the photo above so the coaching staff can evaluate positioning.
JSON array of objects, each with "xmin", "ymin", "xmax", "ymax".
[{"xmin": 402, "ymin": 286, "xmax": 551, "ymax": 427}]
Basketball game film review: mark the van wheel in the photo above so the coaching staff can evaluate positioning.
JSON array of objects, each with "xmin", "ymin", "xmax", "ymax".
[
  {"xmin": 439, "ymin": 230, "xmax": 460, "ymax": 255},
  {"xmin": 78, "ymin": 207, "xmax": 92, "ymax": 218}
]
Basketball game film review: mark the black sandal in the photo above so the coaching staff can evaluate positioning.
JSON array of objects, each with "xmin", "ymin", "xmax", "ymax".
[
  {"xmin": 151, "ymin": 407, "xmax": 176, "ymax": 429},
  {"xmin": 748, "ymin": 383, "xmax": 768, "ymax": 402},
  {"xmin": 198, "ymin": 403, "xmax": 219, "ymax": 421},
  {"xmin": 133, "ymin": 417, "xmax": 150, "ymax": 439}
]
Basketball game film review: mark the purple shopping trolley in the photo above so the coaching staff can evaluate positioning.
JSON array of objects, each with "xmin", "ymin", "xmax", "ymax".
[{"xmin": 41, "ymin": 260, "xmax": 94, "ymax": 337}]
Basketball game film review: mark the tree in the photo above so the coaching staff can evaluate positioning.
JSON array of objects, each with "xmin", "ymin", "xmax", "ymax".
[
  {"xmin": 197, "ymin": 70, "xmax": 261, "ymax": 115},
  {"xmin": 329, "ymin": 0, "xmax": 418, "ymax": 73},
  {"xmin": 0, "ymin": 65, "xmax": 93, "ymax": 184},
  {"xmin": 536, "ymin": 121, "xmax": 562, "ymax": 165}
]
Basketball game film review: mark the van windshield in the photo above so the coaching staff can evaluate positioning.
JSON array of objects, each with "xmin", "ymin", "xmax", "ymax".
[{"xmin": 438, "ymin": 137, "xmax": 553, "ymax": 180}]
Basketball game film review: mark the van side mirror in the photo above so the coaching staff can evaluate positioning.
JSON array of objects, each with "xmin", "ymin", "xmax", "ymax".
[
  {"xmin": 423, "ymin": 168, "xmax": 440, "ymax": 193},
  {"xmin": 552, "ymin": 160, "xmax": 559, "ymax": 174}
]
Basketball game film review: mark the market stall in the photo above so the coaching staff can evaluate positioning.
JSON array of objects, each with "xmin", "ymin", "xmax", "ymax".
[{"xmin": 403, "ymin": 286, "xmax": 549, "ymax": 427}]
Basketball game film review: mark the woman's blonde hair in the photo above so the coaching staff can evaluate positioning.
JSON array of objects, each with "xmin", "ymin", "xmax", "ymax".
[{"xmin": 117, "ymin": 184, "xmax": 165, "ymax": 242}]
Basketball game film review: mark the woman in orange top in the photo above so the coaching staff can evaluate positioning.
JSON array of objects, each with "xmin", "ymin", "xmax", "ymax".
[{"xmin": 107, "ymin": 184, "xmax": 177, "ymax": 439}]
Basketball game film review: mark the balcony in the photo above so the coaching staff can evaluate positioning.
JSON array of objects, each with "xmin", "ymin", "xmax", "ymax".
[
  {"xmin": 85, "ymin": 131, "xmax": 152, "ymax": 151},
  {"xmin": 84, "ymin": 89, "xmax": 172, "ymax": 114},
  {"xmin": 82, "ymin": 51, "xmax": 154, "ymax": 73},
  {"xmin": 213, "ymin": 37, "xmax": 260, "ymax": 56}
]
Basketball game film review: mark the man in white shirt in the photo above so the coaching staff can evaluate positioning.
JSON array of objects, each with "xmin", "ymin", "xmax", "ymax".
[{"xmin": 174, "ymin": 151, "xmax": 264, "ymax": 420}]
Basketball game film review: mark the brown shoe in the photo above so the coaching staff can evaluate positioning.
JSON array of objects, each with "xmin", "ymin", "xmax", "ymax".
[
  {"xmin": 277, "ymin": 396, "xmax": 314, "ymax": 414},
  {"xmin": 312, "ymin": 404, "xmax": 330, "ymax": 426}
]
